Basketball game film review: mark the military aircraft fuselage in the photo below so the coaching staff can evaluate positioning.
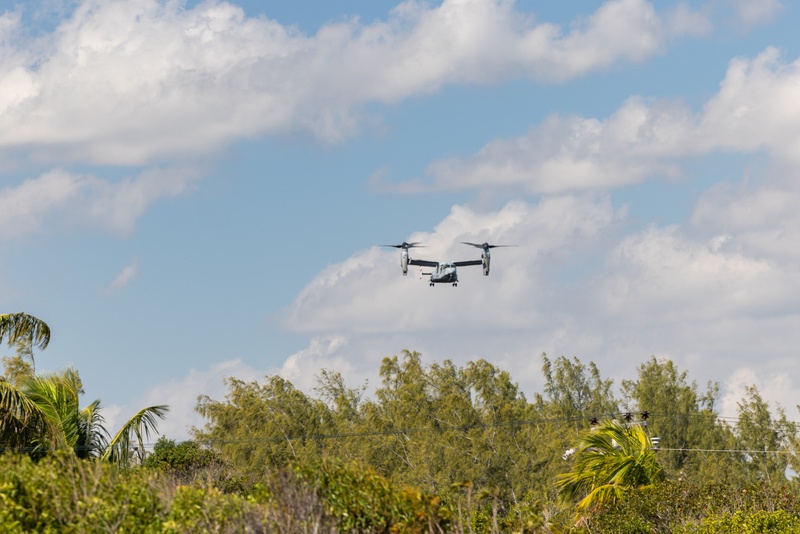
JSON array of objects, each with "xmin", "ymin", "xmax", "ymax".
[{"xmin": 429, "ymin": 263, "xmax": 458, "ymax": 285}]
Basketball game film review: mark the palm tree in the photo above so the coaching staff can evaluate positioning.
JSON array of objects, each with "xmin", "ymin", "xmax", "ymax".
[
  {"xmin": 555, "ymin": 420, "xmax": 663, "ymax": 511},
  {"xmin": 0, "ymin": 367, "xmax": 168, "ymax": 465},
  {"xmin": 0, "ymin": 373, "xmax": 47, "ymax": 453},
  {"xmin": 0, "ymin": 313, "xmax": 51, "ymax": 351},
  {"xmin": 1, "ymin": 314, "xmax": 167, "ymax": 463}
]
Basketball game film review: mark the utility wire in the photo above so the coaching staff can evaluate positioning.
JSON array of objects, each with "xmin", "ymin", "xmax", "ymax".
[{"xmin": 657, "ymin": 447, "xmax": 797, "ymax": 455}]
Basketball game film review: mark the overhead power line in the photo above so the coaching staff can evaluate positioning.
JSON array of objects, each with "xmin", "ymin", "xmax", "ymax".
[{"xmin": 658, "ymin": 447, "xmax": 798, "ymax": 455}]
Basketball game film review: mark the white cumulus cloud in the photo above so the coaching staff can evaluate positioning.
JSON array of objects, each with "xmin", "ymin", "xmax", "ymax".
[
  {"xmin": 105, "ymin": 260, "xmax": 140, "ymax": 295},
  {"xmin": 0, "ymin": 0, "xmax": 711, "ymax": 165},
  {"xmin": 413, "ymin": 47, "xmax": 800, "ymax": 194},
  {"xmin": 0, "ymin": 167, "xmax": 198, "ymax": 239},
  {"xmin": 725, "ymin": 0, "xmax": 783, "ymax": 29}
]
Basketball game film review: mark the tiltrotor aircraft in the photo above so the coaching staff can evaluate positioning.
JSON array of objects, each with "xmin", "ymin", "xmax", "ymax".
[{"xmin": 382, "ymin": 241, "xmax": 514, "ymax": 287}]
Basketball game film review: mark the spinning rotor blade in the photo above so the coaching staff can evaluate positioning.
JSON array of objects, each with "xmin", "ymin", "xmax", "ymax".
[
  {"xmin": 462, "ymin": 241, "xmax": 516, "ymax": 250},
  {"xmin": 382, "ymin": 241, "xmax": 425, "ymax": 249}
]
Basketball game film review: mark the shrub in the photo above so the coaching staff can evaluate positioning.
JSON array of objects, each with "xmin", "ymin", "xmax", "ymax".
[
  {"xmin": 0, "ymin": 452, "xmax": 164, "ymax": 533},
  {"xmin": 297, "ymin": 457, "xmax": 451, "ymax": 533},
  {"xmin": 581, "ymin": 480, "xmax": 800, "ymax": 534},
  {"xmin": 695, "ymin": 509, "xmax": 800, "ymax": 534},
  {"xmin": 162, "ymin": 484, "xmax": 264, "ymax": 533}
]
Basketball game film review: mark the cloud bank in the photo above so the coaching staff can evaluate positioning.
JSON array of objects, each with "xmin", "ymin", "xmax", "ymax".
[
  {"xmin": 0, "ymin": 0, "xmax": 711, "ymax": 165},
  {"xmin": 0, "ymin": 167, "xmax": 198, "ymax": 238},
  {"xmin": 401, "ymin": 48, "xmax": 800, "ymax": 194}
]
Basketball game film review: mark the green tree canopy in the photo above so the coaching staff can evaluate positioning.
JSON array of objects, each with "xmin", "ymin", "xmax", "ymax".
[
  {"xmin": 735, "ymin": 385, "xmax": 796, "ymax": 486},
  {"xmin": 621, "ymin": 356, "xmax": 721, "ymax": 475},
  {"xmin": 194, "ymin": 375, "xmax": 335, "ymax": 475},
  {"xmin": 191, "ymin": 350, "xmax": 800, "ymax": 529}
]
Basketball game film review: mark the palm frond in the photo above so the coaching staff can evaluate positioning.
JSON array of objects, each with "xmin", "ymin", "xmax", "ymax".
[
  {"xmin": 77, "ymin": 399, "xmax": 109, "ymax": 458},
  {"xmin": 0, "ymin": 380, "xmax": 40, "ymax": 419},
  {"xmin": 557, "ymin": 420, "xmax": 663, "ymax": 511},
  {"xmin": 23, "ymin": 370, "xmax": 83, "ymax": 450},
  {"xmin": 102, "ymin": 404, "xmax": 169, "ymax": 465},
  {"xmin": 0, "ymin": 313, "xmax": 51, "ymax": 350},
  {"xmin": 578, "ymin": 483, "xmax": 627, "ymax": 510},
  {"xmin": 0, "ymin": 380, "xmax": 50, "ymax": 451}
]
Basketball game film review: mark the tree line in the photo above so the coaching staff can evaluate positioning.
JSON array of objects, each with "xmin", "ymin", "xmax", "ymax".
[
  {"xmin": 195, "ymin": 349, "xmax": 799, "ymax": 489},
  {"xmin": 3, "ymin": 312, "xmax": 800, "ymax": 532},
  {"xmin": 193, "ymin": 349, "xmax": 800, "ymax": 531}
]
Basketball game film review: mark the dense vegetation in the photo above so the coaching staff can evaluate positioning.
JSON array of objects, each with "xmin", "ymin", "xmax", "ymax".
[
  {"xmin": 190, "ymin": 350, "xmax": 800, "ymax": 532},
  {"xmin": 2, "ymin": 313, "xmax": 800, "ymax": 532}
]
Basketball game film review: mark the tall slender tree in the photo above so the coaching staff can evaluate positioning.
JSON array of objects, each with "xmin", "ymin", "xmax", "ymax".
[
  {"xmin": 735, "ymin": 385, "xmax": 796, "ymax": 485},
  {"xmin": 621, "ymin": 357, "xmax": 719, "ymax": 475}
]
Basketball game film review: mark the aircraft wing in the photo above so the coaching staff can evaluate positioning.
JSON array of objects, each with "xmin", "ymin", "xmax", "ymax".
[
  {"xmin": 409, "ymin": 259, "xmax": 439, "ymax": 268},
  {"xmin": 453, "ymin": 260, "xmax": 483, "ymax": 267}
]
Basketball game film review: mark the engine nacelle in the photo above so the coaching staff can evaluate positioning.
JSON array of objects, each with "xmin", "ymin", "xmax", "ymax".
[
  {"xmin": 482, "ymin": 250, "xmax": 491, "ymax": 276},
  {"xmin": 401, "ymin": 250, "xmax": 409, "ymax": 275}
]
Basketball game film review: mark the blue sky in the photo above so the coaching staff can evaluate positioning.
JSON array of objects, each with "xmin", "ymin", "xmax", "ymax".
[{"xmin": 2, "ymin": 0, "xmax": 799, "ymax": 439}]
